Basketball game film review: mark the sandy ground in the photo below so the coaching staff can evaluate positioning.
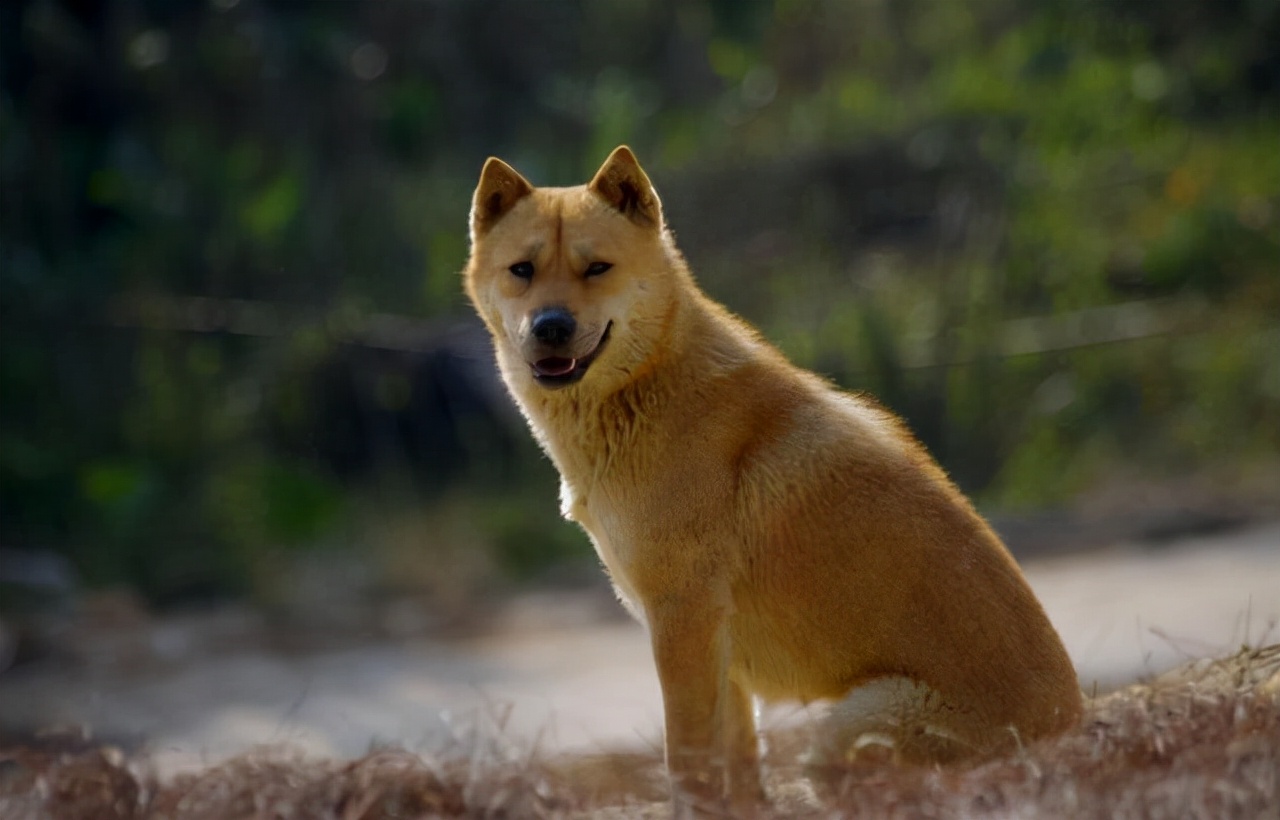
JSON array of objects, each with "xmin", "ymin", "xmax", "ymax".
[{"xmin": 1, "ymin": 522, "xmax": 1277, "ymax": 778}]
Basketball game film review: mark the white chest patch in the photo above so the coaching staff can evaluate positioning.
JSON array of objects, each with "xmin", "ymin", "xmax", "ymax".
[{"xmin": 560, "ymin": 478, "xmax": 645, "ymax": 620}]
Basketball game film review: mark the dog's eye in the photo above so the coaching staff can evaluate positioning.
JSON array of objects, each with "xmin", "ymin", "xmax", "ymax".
[
  {"xmin": 509, "ymin": 261, "xmax": 534, "ymax": 279},
  {"xmin": 585, "ymin": 261, "xmax": 613, "ymax": 277}
]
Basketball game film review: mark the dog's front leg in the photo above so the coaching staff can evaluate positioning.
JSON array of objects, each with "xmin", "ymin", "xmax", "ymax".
[
  {"xmin": 723, "ymin": 675, "xmax": 765, "ymax": 805},
  {"xmin": 650, "ymin": 598, "xmax": 763, "ymax": 818}
]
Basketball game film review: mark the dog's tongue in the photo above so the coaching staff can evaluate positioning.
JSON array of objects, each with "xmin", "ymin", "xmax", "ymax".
[{"xmin": 534, "ymin": 357, "xmax": 577, "ymax": 377}]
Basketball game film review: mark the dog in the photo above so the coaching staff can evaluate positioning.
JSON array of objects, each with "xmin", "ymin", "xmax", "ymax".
[{"xmin": 463, "ymin": 146, "xmax": 1082, "ymax": 816}]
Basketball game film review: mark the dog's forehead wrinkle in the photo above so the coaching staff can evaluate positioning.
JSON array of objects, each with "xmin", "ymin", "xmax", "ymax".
[{"xmin": 552, "ymin": 198, "xmax": 565, "ymax": 258}]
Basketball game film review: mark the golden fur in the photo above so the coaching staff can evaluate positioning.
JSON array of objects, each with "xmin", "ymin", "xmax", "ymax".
[{"xmin": 463, "ymin": 146, "xmax": 1083, "ymax": 816}]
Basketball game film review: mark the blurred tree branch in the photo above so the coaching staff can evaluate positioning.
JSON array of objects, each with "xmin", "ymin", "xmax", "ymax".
[
  {"xmin": 102, "ymin": 293, "xmax": 1213, "ymax": 367},
  {"xmin": 103, "ymin": 294, "xmax": 474, "ymax": 354}
]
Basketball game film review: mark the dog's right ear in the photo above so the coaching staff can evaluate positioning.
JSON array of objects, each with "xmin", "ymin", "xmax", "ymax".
[{"xmin": 470, "ymin": 157, "xmax": 534, "ymax": 241}]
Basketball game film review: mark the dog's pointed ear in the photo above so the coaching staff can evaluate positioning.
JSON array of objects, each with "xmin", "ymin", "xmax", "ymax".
[
  {"xmin": 588, "ymin": 146, "xmax": 661, "ymax": 227},
  {"xmin": 470, "ymin": 157, "xmax": 534, "ymax": 241}
]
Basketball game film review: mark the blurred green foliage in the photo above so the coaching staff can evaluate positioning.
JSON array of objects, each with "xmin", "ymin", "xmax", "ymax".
[{"xmin": 1, "ymin": 0, "xmax": 1277, "ymax": 604}]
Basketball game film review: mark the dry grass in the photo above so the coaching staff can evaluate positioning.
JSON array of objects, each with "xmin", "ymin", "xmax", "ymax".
[{"xmin": 2, "ymin": 645, "xmax": 1277, "ymax": 819}]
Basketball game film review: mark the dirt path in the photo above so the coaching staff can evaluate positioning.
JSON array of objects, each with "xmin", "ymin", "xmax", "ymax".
[{"xmin": 1, "ymin": 522, "xmax": 1277, "ymax": 778}]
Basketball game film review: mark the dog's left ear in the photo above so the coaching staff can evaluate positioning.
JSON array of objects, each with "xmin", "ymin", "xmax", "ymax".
[
  {"xmin": 471, "ymin": 157, "xmax": 534, "ymax": 242},
  {"xmin": 588, "ymin": 146, "xmax": 662, "ymax": 227}
]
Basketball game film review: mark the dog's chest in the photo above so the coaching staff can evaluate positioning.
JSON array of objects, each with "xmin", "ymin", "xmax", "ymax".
[{"xmin": 559, "ymin": 478, "xmax": 648, "ymax": 615}]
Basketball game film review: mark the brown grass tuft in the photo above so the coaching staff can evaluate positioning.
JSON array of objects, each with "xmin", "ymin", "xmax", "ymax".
[
  {"xmin": 811, "ymin": 643, "xmax": 1279, "ymax": 819},
  {"xmin": 2, "ymin": 645, "xmax": 1276, "ymax": 819}
]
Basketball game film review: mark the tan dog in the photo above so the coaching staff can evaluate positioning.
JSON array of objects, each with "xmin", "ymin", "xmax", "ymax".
[{"xmin": 463, "ymin": 146, "xmax": 1082, "ymax": 815}]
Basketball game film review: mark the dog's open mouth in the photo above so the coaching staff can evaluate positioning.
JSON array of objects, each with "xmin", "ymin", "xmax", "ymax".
[{"xmin": 531, "ymin": 322, "xmax": 612, "ymax": 388}]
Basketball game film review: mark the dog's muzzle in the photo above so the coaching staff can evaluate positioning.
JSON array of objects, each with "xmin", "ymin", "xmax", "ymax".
[{"xmin": 527, "ymin": 318, "xmax": 612, "ymax": 388}]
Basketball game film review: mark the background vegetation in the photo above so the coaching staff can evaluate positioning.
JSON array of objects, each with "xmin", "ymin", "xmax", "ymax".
[{"xmin": 2, "ymin": 0, "xmax": 1278, "ymax": 607}]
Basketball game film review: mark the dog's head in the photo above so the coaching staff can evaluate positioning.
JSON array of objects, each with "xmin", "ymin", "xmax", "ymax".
[{"xmin": 463, "ymin": 146, "xmax": 679, "ymax": 394}]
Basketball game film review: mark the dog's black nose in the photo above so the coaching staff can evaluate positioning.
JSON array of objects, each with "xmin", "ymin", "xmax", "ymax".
[{"xmin": 531, "ymin": 308, "xmax": 576, "ymax": 346}]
